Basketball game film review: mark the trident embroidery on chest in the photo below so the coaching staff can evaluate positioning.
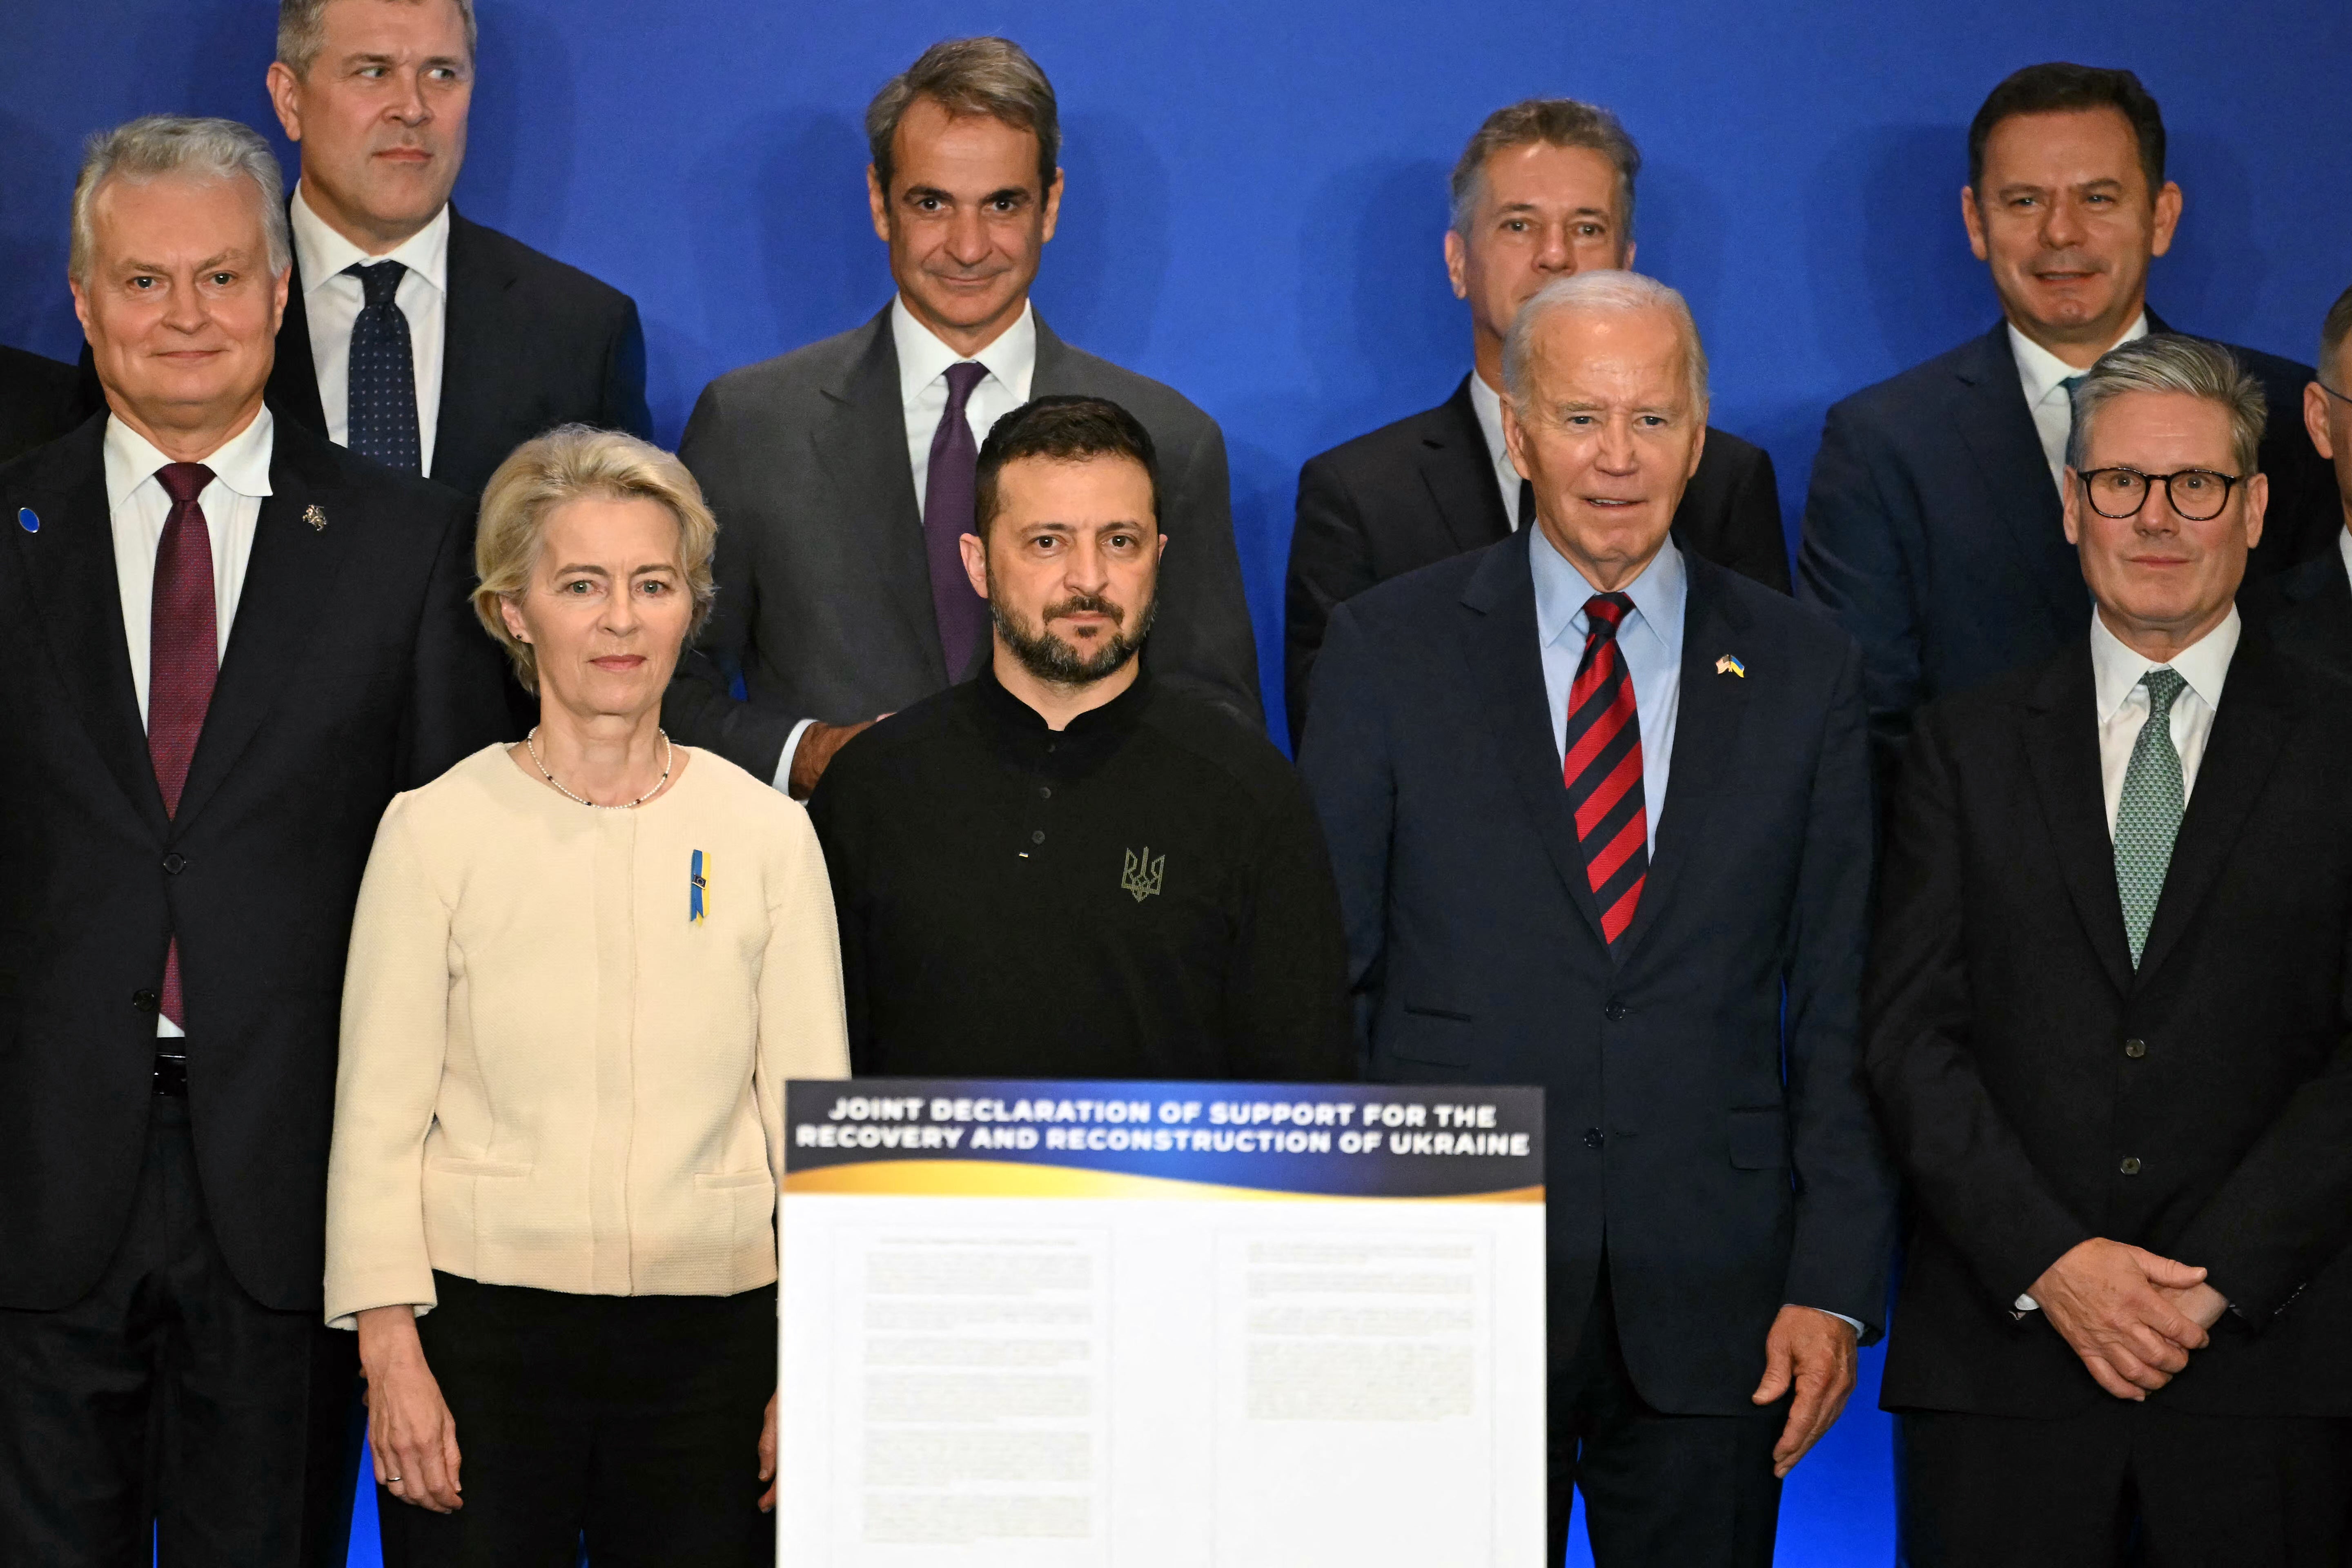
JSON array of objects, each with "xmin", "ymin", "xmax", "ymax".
[
  {"xmin": 690, "ymin": 849, "xmax": 710, "ymax": 924},
  {"xmin": 1120, "ymin": 846, "xmax": 1164, "ymax": 902}
]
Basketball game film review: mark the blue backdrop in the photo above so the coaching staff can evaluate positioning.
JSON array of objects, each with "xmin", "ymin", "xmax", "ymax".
[{"xmin": 8, "ymin": 1, "xmax": 2347, "ymax": 1562}]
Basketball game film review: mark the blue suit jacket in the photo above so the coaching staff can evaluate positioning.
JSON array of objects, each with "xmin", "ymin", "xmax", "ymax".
[
  {"xmin": 1797, "ymin": 315, "xmax": 2336, "ymax": 785},
  {"xmin": 1298, "ymin": 529, "xmax": 1897, "ymax": 1414}
]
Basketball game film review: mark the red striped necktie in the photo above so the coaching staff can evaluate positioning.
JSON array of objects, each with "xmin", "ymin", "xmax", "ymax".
[
  {"xmin": 1561, "ymin": 591, "xmax": 1647, "ymax": 949},
  {"xmin": 149, "ymin": 461, "xmax": 219, "ymax": 1027}
]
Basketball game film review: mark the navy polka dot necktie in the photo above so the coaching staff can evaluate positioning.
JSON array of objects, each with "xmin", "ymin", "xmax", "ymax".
[{"xmin": 345, "ymin": 260, "xmax": 421, "ymax": 474}]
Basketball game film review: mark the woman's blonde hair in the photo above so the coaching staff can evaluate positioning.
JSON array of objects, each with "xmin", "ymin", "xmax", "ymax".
[{"xmin": 472, "ymin": 425, "xmax": 718, "ymax": 695}]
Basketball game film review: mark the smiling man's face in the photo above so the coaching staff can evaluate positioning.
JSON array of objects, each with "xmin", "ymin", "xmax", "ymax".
[
  {"xmin": 1963, "ymin": 106, "xmax": 2180, "ymax": 360},
  {"xmin": 1502, "ymin": 301, "xmax": 1705, "ymax": 591}
]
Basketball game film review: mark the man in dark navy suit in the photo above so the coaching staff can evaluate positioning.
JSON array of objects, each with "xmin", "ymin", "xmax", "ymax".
[
  {"xmin": 1301, "ymin": 270, "xmax": 1895, "ymax": 1567},
  {"xmin": 2243, "ymin": 283, "xmax": 2352, "ymax": 675},
  {"xmin": 1797, "ymin": 62, "xmax": 2335, "ymax": 786},
  {"xmin": 0, "ymin": 343, "xmax": 97, "ymax": 464},
  {"xmin": 1284, "ymin": 98, "xmax": 1789, "ymax": 748}
]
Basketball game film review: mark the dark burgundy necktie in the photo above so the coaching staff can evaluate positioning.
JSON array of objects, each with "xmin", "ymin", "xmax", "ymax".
[
  {"xmin": 1562, "ymin": 592, "xmax": 1647, "ymax": 949},
  {"xmin": 922, "ymin": 361, "xmax": 991, "ymax": 679},
  {"xmin": 150, "ymin": 461, "xmax": 220, "ymax": 1028}
]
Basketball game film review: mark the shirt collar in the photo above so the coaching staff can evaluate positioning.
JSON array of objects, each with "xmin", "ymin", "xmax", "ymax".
[
  {"xmin": 2009, "ymin": 312, "xmax": 2149, "ymax": 407},
  {"xmin": 1466, "ymin": 369, "xmax": 1513, "ymax": 480},
  {"xmin": 290, "ymin": 182, "xmax": 451, "ymax": 297},
  {"xmin": 1531, "ymin": 523, "xmax": 1686, "ymax": 664},
  {"xmin": 104, "ymin": 405, "xmax": 276, "ymax": 512},
  {"xmin": 2089, "ymin": 603, "xmax": 2238, "ymax": 724},
  {"xmin": 893, "ymin": 295, "xmax": 1037, "ymax": 410}
]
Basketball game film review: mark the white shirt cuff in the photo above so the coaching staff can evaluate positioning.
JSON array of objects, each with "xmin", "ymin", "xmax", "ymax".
[
  {"xmin": 2015, "ymin": 1294, "xmax": 2040, "ymax": 1311},
  {"xmin": 1792, "ymin": 1305, "xmax": 1864, "ymax": 1336},
  {"xmin": 773, "ymin": 717, "xmax": 818, "ymax": 794}
]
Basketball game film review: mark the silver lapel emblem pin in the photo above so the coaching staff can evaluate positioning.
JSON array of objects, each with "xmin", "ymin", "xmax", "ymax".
[
  {"xmin": 16, "ymin": 508, "xmax": 36, "ymax": 534},
  {"xmin": 1120, "ymin": 846, "xmax": 1165, "ymax": 902},
  {"xmin": 303, "ymin": 504, "xmax": 328, "ymax": 532}
]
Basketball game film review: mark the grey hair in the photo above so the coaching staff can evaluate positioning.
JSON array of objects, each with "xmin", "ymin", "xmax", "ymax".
[
  {"xmin": 1501, "ymin": 270, "xmax": 1709, "ymax": 415},
  {"xmin": 278, "ymin": 0, "xmax": 478, "ymax": 78},
  {"xmin": 868, "ymin": 37, "xmax": 1060, "ymax": 197},
  {"xmin": 1449, "ymin": 98, "xmax": 1641, "ymax": 240},
  {"xmin": 71, "ymin": 116, "xmax": 290, "ymax": 285},
  {"xmin": 2066, "ymin": 334, "xmax": 2266, "ymax": 477}
]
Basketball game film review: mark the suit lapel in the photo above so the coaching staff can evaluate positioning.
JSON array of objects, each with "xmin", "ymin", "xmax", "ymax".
[
  {"xmin": 6, "ymin": 422, "xmax": 167, "ymax": 831},
  {"xmin": 266, "ymin": 241, "xmax": 330, "ymax": 438},
  {"xmin": 432, "ymin": 207, "xmax": 517, "ymax": 490},
  {"xmin": 2020, "ymin": 648, "xmax": 2134, "ymax": 994},
  {"xmin": 2134, "ymin": 632, "xmax": 2293, "ymax": 982},
  {"xmin": 1420, "ymin": 377, "xmax": 1514, "ymax": 554},
  {"xmin": 171, "ymin": 431, "xmax": 357, "ymax": 826},
  {"xmin": 1459, "ymin": 531, "xmax": 1609, "ymax": 948},
  {"xmin": 816, "ymin": 308, "xmax": 940, "ymax": 682},
  {"xmin": 1948, "ymin": 321, "xmax": 2083, "ymax": 628},
  {"xmin": 1613, "ymin": 556, "xmax": 1751, "ymax": 961}
]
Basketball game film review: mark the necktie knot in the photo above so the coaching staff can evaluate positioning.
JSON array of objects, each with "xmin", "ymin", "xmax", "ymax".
[
  {"xmin": 2141, "ymin": 666, "xmax": 2187, "ymax": 717},
  {"xmin": 157, "ymin": 462, "xmax": 214, "ymax": 507},
  {"xmin": 1583, "ymin": 592, "xmax": 1634, "ymax": 639},
  {"xmin": 942, "ymin": 360, "xmax": 989, "ymax": 412},
  {"xmin": 347, "ymin": 259, "xmax": 408, "ymax": 308},
  {"xmin": 2060, "ymin": 374, "xmax": 2085, "ymax": 396}
]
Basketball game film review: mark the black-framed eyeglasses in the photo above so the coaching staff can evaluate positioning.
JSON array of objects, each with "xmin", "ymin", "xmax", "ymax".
[
  {"xmin": 2319, "ymin": 380, "xmax": 2352, "ymax": 408},
  {"xmin": 2075, "ymin": 466, "xmax": 2245, "ymax": 522}
]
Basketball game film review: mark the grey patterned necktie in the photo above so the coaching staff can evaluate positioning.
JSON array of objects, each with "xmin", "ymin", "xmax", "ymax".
[
  {"xmin": 345, "ymin": 260, "xmax": 420, "ymax": 473},
  {"xmin": 2114, "ymin": 666, "xmax": 2189, "ymax": 967}
]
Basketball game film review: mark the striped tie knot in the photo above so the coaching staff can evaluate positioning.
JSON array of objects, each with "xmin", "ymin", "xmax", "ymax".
[
  {"xmin": 1564, "ymin": 590, "xmax": 1646, "ymax": 950},
  {"xmin": 1584, "ymin": 591, "xmax": 1633, "ymax": 637},
  {"xmin": 157, "ymin": 462, "xmax": 213, "ymax": 506}
]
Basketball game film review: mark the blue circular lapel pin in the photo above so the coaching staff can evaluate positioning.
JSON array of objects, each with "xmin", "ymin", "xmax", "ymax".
[{"xmin": 16, "ymin": 508, "xmax": 35, "ymax": 534}]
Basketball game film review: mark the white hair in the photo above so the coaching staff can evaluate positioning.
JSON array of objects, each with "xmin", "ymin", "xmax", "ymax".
[
  {"xmin": 1501, "ymin": 269, "xmax": 1709, "ymax": 415},
  {"xmin": 71, "ymin": 116, "xmax": 290, "ymax": 284}
]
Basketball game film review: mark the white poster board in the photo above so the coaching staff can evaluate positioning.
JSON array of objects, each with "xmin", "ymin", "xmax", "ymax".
[{"xmin": 778, "ymin": 1079, "xmax": 1546, "ymax": 1566}]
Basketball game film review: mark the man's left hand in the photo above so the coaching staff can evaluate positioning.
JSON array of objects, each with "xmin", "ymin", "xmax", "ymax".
[{"xmin": 1751, "ymin": 1306, "xmax": 1859, "ymax": 1479}]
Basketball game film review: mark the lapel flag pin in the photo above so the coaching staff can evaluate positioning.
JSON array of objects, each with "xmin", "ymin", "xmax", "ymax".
[
  {"xmin": 16, "ymin": 508, "xmax": 35, "ymax": 534},
  {"xmin": 689, "ymin": 849, "xmax": 710, "ymax": 924},
  {"xmin": 1715, "ymin": 654, "xmax": 1746, "ymax": 678},
  {"xmin": 303, "ymin": 503, "xmax": 328, "ymax": 532}
]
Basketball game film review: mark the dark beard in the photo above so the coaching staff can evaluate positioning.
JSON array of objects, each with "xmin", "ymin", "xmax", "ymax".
[{"xmin": 987, "ymin": 581, "xmax": 1158, "ymax": 687}]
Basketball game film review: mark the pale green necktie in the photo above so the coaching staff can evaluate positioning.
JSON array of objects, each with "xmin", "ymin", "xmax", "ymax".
[{"xmin": 2114, "ymin": 666, "xmax": 2188, "ymax": 968}]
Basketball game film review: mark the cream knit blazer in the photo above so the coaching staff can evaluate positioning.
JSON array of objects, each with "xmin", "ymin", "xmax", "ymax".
[{"xmin": 324, "ymin": 744, "xmax": 849, "ymax": 1329}]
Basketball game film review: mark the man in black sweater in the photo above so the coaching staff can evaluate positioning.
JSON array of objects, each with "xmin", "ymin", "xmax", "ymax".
[{"xmin": 808, "ymin": 396, "xmax": 1352, "ymax": 1082}]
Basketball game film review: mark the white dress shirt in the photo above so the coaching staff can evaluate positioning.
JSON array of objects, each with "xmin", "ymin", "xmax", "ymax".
[
  {"xmin": 2338, "ymin": 525, "xmax": 2352, "ymax": 592},
  {"xmin": 290, "ymin": 184, "xmax": 450, "ymax": 476},
  {"xmin": 2011, "ymin": 313, "xmax": 2148, "ymax": 493},
  {"xmin": 2091, "ymin": 605, "xmax": 2236, "ymax": 835},
  {"xmin": 105, "ymin": 407, "xmax": 275, "ymax": 1038},
  {"xmin": 773, "ymin": 297, "xmax": 1040, "ymax": 791},
  {"xmin": 1467, "ymin": 369, "xmax": 1525, "ymax": 528}
]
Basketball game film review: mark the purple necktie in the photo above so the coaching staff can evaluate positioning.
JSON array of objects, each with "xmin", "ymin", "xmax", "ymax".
[
  {"xmin": 150, "ymin": 462, "xmax": 220, "ymax": 1028},
  {"xmin": 922, "ymin": 361, "xmax": 991, "ymax": 679}
]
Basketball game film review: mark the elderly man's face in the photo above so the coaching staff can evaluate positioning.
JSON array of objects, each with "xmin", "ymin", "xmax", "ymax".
[
  {"xmin": 501, "ymin": 496, "xmax": 695, "ymax": 724},
  {"xmin": 1502, "ymin": 304, "xmax": 1706, "ymax": 590},
  {"xmin": 960, "ymin": 453, "xmax": 1162, "ymax": 686},
  {"xmin": 1964, "ymin": 107, "xmax": 2181, "ymax": 356},
  {"xmin": 2064, "ymin": 390, "xmax": 2266, "ymax": 652},
  {"xmin": 73, "ymin": 174, "xmax": 287, "ymax": 446},
  {"xmin": 870, "ymin": 97, "xmax": 1063, "ymax": 357},
  {"xmin": 1447, "ymin": 142, "xmax": 1630, "ymax": 357},
  {"xmin": 267, "ymin": 0, "xmax": 472, "ymax": 250}
]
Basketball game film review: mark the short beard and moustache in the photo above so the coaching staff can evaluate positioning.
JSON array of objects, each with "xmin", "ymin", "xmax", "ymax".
[{"xmin": 985, "ymin": 566, "xmax": 1158, "ymax": 687}]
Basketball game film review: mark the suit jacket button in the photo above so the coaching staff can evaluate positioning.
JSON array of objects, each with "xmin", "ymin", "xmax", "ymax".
[
  {"xmin": 1603, "ymin": 1001, "xmax": 1628, "ymax": 1022},
  {"xmin": 2124, "ymin": 1039, "xmax": 2147, "ymax": 1058},
  {"xmin": 161, "ymin": 852, "xmax": 186, "ymax": 875},
  {"xmin": 2119, "ymin": 1156, "xmax": 2142, "ymax": 1176},
  {"xmin": 1583, "ymin": 1128, "xmax": 1605, "ymax": 1149},
  {"xmin": 131, "ymin": 990, "xmax": 159, "ymax": 1013}
]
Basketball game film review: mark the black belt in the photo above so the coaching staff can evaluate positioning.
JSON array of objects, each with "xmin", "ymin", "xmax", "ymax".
[{"xmin": 152, "ymin": 1048, "xmax": 189, "ymax": 1098}]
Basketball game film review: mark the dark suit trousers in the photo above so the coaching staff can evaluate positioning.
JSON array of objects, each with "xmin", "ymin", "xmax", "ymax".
[
  {"xmin": 0, "ymin": 1095, "xmax": 357, "ymax": 1568},
  {"xmin": 1900, "ymin": 1405, "xmax": 2351, "ymax": 1567},
  {"xmin": 1548, "ymin": 1258, "xmax": 1786, "ymax": 1567},
  {"xmin": 379, "ymin": 1271, "xmax": 775, "ymax": 1568}
]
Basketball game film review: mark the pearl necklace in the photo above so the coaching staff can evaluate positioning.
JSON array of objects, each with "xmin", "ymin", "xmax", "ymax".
[{"xmin": 526, "ymin": 727, "xmax": 673, "ymax": 810}]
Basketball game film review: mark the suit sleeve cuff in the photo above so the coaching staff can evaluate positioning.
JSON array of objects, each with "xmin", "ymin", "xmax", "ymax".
[
  {"xmin": 772, "ymin": 718, "xmax": 818, "ymax": 795},
  {"xmin": 1792, "ymin": 1305, "xmax": 1865, "ymax": 1336}
]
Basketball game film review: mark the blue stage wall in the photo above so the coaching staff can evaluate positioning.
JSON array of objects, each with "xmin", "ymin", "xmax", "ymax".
[{"xmin": 8, "ymin": 2, "xmax": 2347, "ymax": 1562}]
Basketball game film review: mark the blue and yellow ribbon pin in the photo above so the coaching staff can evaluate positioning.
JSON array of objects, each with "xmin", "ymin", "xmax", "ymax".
[{"xmin": 689, "ymin": 849, "xmax": 709, "ymax": 924}]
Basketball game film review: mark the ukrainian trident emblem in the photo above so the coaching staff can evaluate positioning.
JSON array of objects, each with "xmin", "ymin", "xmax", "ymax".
[{"xmin": 1120, "ymin": 846, "xmax": 1165, "ymax": 902}]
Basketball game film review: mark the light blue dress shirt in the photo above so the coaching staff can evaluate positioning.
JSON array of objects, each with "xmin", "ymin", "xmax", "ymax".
[{"xmin": 1532, "ymin": 526, "xmax": 1686, "ymax": 856}]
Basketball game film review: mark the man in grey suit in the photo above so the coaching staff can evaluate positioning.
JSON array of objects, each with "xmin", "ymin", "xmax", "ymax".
[{"xmin": 666, "ymin": 36, "xmax": 1262, "ymax": 796}]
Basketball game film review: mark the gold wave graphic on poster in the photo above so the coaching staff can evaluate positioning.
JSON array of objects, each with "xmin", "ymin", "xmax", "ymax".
[{"xmin": 784, "ymin": 1159, "xmax": 1542, "ymax": 1203}]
